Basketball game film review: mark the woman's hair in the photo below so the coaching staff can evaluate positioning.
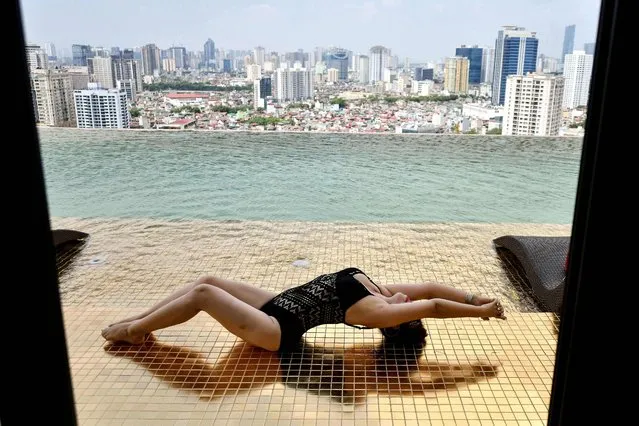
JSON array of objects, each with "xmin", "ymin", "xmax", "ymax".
[{"xmin": 379, "ymin": 319, "xmax": 428, "ymax": 345}]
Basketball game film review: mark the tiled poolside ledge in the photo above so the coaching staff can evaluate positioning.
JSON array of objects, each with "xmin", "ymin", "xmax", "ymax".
[{"xmin": 53, "ymin": 217, "xmax": 568, "ymax": 425}]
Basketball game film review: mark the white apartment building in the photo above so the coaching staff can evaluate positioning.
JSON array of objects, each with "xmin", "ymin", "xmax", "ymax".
[
  {"xmin": 369, "ymin": 46, "xmax": 391, "ymax": 83},
  {"xmin": 253, "ymin": 46, "xmax": 266, "ymax": 67},
  {"xmin": 247, "ymin": 64, "xmax": 262, "ymax": 82},
  {"xmin": 26, "ymin": 44, "xmax": 48, "ymax": 70},
  {"xmin": 358, "ymin": 55, "xmax": 370, "ymax": 84},
  {"xmin": 30, "ymin": 69, "xmax": 76, "ymax": 126},
  {"xmin": 163, "ymin": 58, "xmax": 176, "ymax": 73},
  {"xmin": 273, "ymin": 66, "xmax": 314, "ymax": 102},
  {"xmin": 444, "ymin": 57, "xmax": 469, "ymax": 94},
  {"xmin": 327, "ymin": 68, "xmax": 339, "ymax": 83},
  {"xmin": 89, "ymin": 57, "xmax": 114, "ymax": 89},
  {"xmin": 562, "ymin": 50, "xmax": 593, "ymax": 109},
  {"xmin": 411, "ymin": 80, "xmax": 433, "ymax": 96},
  {"xmin": 74, "ymin": 84, "xmax": 130, "ymax": 128},
  {"xmin": 503, "ymin": 73, "xmax": 564, "ymax": 136}
]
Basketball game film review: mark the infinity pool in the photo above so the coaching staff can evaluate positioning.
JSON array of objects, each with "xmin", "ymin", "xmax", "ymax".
[{"xmin": 38, "ymin": 128, "xmax": 582, "ymax": 223}]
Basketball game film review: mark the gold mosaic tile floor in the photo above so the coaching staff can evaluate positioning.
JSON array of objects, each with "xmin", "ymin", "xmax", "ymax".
[{"xmin": 52, "ymin": 217, "xmax": 568, "ymax": 425}]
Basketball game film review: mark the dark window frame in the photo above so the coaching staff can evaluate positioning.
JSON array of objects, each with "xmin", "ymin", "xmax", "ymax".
[{"xmin": 5, "ymin": 0, "xmax": 626, "ymax": 424}]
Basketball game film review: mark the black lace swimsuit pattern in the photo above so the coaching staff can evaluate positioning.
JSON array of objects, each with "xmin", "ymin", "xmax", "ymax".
[{"xmin": 259, "ymin": 267, "xmax": 381, "ymax": 350}]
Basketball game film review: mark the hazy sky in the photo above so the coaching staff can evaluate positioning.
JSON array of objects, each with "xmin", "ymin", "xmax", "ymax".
[{"xmin": 19, "ymin": 0, "xmax": 602, "ymax": 61}]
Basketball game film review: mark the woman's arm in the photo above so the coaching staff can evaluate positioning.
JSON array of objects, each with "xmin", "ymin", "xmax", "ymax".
[
  {"xmin": 385, "ymin": 282, "xmax": 493, "ymax": 305},
  {"xmin": 349, "ymin": 297, "xmax": 505, "ymax": 329}
]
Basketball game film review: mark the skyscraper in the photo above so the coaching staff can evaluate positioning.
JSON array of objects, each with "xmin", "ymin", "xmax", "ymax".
[
  {"xmin": 481, "ymin": 47, "xmax": 495, "ymax": 84},
  {"xmin": 323, "ymin": 48, "xmax": 350, "ymax": 81},
  {"xmin": 203, "ymin": 39, "xmax": 216, "ymax": 68},
  {"xmin": 369, "ymin": 46, "xmax": 391, "ymax": 83},
  {"xmin": 253, "ymin": 77, "xmax": 272, "ymax": 109},
  {"xmin": 112, "ymin": 50, "xmax": 142, "ymax": 100},
  {"xmin": 141, "ymin": 44, "xmax": 161, "ymax": 76},
  {"xmin": 562, "ymin": 25, "xmax": 576, "ymax": 62},
  {"xmin": 562, "ymin": 50, "xmax": 593, "ymax": 109},
  {"xmin": 169, "ymin": 47, "xmax": 188, "ymax": 69},
  {"xmin": 72, "ymin": 44, "xmax": 92, "ymax": 66},
  {"xmin": 455, "ymin": 45, "xmax": 483, "ymax": 84},
  {"xmin": 583, "ymin": 42, "xmax": 596, "ymax": 55},
  {"xmin": 491, "ymin": 26, "xmax": 539, "ymax": 105},
  {"xmin": 503, "ymin": 73, "xmax": 564, "ymax": 136},
  {"xmin": 358, "ymin": 55, "xmax": 370, "ymax": 84},
  {"xmin": 88, "ymin": 57, "xmax": 114, "ymax": 89},
  {"xmin": 253, "ymin": 46, "xmax": 266, "ymax": 67},
  {"xmin": 444, "ymin": 57, "xmax": 469, "ymax": 94},
  {"xmin": 223, "ymin": 59, "xmax": 232, "ymax": 73}
]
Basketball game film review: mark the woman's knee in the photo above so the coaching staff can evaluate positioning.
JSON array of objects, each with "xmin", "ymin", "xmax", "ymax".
[
  {"xmin": 195, "ymin": 275, "xmax": 219, "ymax": 286},
  {"xmin": 189, "ymin": 283, "xmax": 223, "ymax": 307}
]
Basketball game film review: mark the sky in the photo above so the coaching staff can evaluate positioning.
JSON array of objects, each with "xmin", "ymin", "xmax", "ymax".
[{"xmin": 19, "ymin": 0, "xmax": 602, "ymax": 61}]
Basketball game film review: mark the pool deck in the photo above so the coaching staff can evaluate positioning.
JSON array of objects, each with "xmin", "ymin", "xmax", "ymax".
[{"xmin": 53, "ymin": 217, "xmax": 568, "ymax": 425}]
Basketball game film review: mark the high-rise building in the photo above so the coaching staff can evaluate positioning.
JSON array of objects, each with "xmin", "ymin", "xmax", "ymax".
[
  {"xmin": 30, "ymin": 69, "xmax": 76, "ymax": 126},
  {"xmin": 562, "ymin": 25, "xmax": 576, "ymax": 62},
  {"xmin": 444, "ymin": 57, "xmax": 469, "ymax": 94},
  {"xmin": 503, "ymin": 73, "xmax": 564, "ymax": 136},
  {"xmin": 92, "ymin": 47, "xmax": 111, "ymax": 58},
  {"xmin": 43, "ymin": 42, "xmax": 57, "ymax": 60},
  {"xmin": 72, "ymin": 44, "xmax": 92, "ymax": 66},
  {"xmin": 168, "ymin": 46, "xmax": 188, "ymax": 69},
  {"xmin": 327, "ymin": 68, "xmax": 339, "ymax": 83},
  {"xmin": 369, "ymin": 46, "xmax": 391, "ymax": 83},
  {"xmin": 26, "ymin": 44, "xmax": 48, "ymax": 70},
  {"xmin": 112, "ymin": 50, "xmax": 142, "ymax": 100},
  {"xmin": 141, "ymin": 44, "xmax": 161, "ymax": 76},
  {"xmin": 253, "ymin": 46, "xmax": 266, "ymax": 67},
  {"xmin": 74, "ymin": 83, "xmax": 130, "ymax": 128},
  {"xmin": 253, "ymin": 76, "xmax": 272, "ymax": 109},
  {"xmin": 562, "ymin": 50, "xmax": 593, "ymax": 109},
  {"xmin": 481, "ymin": 47, "xmax": 495, "ymax": 84},
  {"xmin": 323, "ymin": 48, "xmax": 350, "ymax": 81},
  {"xmin": 88, "ymin": 57, "xmax": 115, "ymax": 89},
  {"xmin": 162, "ymin": 58, "xmax": 176, "ymax": 73},
  {"xmin": 358, "ymin": 55, "xmax": 370, "ymax": 84},
  {"xmin": 203, "ymin": 39, "xmax": 216, "ymax": 68},
  {"xmin": 223, "ymin": 59, "xmax": 232, "ymax": 73},
  {"xmin": 536, "ymin": 54, "xmax": 560, "ymax": 74},
  {"xmin": 414, "ymin": 67, "xmax": 434, "ymax": 81},
  {"xmin": 273, "ymin": 66, "xmax": 313, "ymax": 101},
  {"xmin": 63, "ymin": 67, "xmax": 90, "ymax": 90},
  {"xmin": 491, "ymin": 26, "xmax": 539, "ymax": 105},
  {"xmin": 583, "ymin": 42, "xmax": 596, "ymax": 55},
  {"xmin": 455, "ymin": 45, "xmax": 483, "ymax": 84},
  {"xmin": 247, "ymin": 64, "xmax": 262, "ymax": 81}
]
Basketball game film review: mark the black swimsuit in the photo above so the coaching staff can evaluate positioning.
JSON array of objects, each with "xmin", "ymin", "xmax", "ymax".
[{"xmin": 259, "ymin": 267, "xmax": 381, "ymax": 351}]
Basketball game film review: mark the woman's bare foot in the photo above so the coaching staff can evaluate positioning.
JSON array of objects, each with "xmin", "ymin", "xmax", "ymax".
[
  {"xmin": 108, "ymin": 314, "xmax": 145, "ymax": 327},
  {"xmin": 101, "ymin": 322, "xmax": 146, "ymax": 344},
  {"xmin": 482, "ymin": 299, "xmax": 507, "ymax": 320},
  {"xmin": 472, "ymin": 295, "xmax": 495, "ymax": 306}
]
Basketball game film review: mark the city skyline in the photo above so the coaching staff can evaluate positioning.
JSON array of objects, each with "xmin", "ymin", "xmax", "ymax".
[{"xmin": 20, "ymin": 0, "xmax": 601, "ymax": 61}]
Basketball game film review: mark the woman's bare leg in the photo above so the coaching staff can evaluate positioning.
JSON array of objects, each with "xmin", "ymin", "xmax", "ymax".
[
  {"xmin": 102, "ymin": 284, "xmax": 281, "ymax": 351},
  {"xmin": 110, "ymin": 275, "xmax": 276, "ymax": 326}
]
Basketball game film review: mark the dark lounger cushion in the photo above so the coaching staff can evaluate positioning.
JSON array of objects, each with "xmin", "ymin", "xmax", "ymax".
[{"xmin": 493, "ymin": 235, "xmax": 570, "ymax": 313}]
